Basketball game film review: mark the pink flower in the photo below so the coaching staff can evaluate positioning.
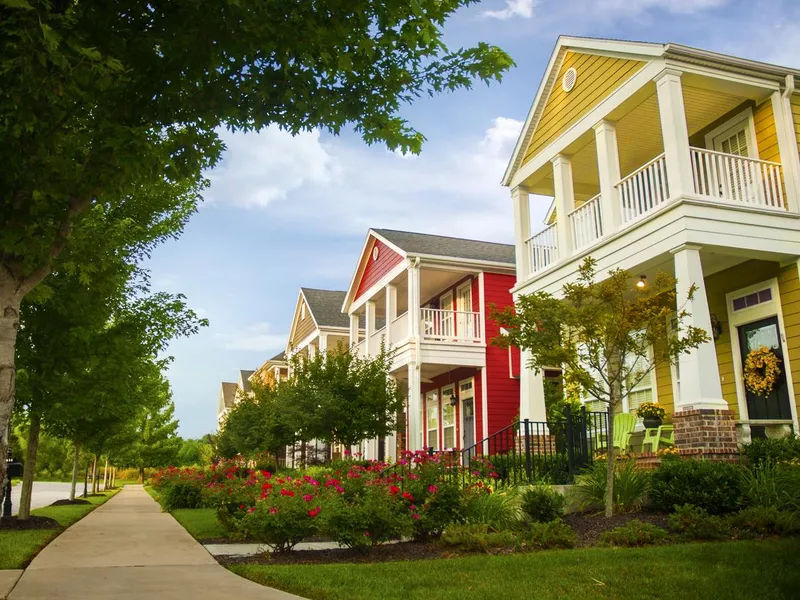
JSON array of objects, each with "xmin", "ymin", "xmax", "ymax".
[
  {"xmin": 239, "ymin": 504, "xmax": 245, "ymax": 509},
  {"xmin": 269, "ymin": 507, "xmax": 278, "ymax": 514},
  {"xmin": 281, "ymin": 489, "xmax": 295, "ymax": 497},
  {"xmin": 308, "ymin": 506, "xmax": 321, "ymax": 518},
  {"xmin": 412, "ymin": 513, "xmax": 420, "ymax": 520},
  {"xmin": 409, "ymin": 505, "xmax": 417, "ymax": 511},
  {"xmin": 428, "ymin": 485, "xmax": 438, "ymax": 494},
  {"xmin": 402, "ymin": 492, "xmax": 414, "ymax": 501},
  {"xmin": 247, "ymin": 507, "xmax": 256, "ymax": 514},
  {"xmin": 303, "ymin": 494, "xmax": 314, "ymax": 502},
  {"xmin": 389, "ymin": 485, "xmax": 401, "ymax": 495},
  {"xmin": 364, "ymin": 531, "xmax": 371, "ymax": 537}
]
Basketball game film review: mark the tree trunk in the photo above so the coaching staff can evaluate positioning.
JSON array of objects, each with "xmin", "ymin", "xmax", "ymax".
[
  {"xmin": 138, "ymin": 467, "xmax": 144, "ymax": 484},
  {"xmin": 112, "ymin": 467, "xmax": 116, "ymax": 489},
  {"xmin": 69, "ymin": 441, "xmax": 81, "ymax": 501},
  {"xmin": 102, "ymin": 456, "xmax": 108, "ymax": 491},
  {"xmin": 18, "ymin": 413, "xmax": 42, "ymax": 520},
  {"xmin": 605, "ymin": 404, "xmax": 615, "ymax": 518},
  {"xmin": 82, "ymin": 465, "xmax": 88, "ymax": 498},
  {"xmin": 91, "ymin": 454, "xmax": 98, "ymax": 494},
  {"xmin": 0, "ymin": 284, "xmax": 23, "ymax": 491}
]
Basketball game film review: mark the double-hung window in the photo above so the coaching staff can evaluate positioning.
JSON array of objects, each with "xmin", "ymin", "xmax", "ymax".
[
  {"xmin": 425, "ymin": 391, "xmax": 439, "ymax": 450},
  {"xmin": 440, "ymin": 385, "xmax": 456, "ymax": 449}
]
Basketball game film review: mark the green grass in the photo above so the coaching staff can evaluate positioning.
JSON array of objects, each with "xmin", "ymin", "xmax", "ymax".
[
  {"xmin": 171, "ymin": 508, "xmax": 228, "ymax": 540},
  {"xmin": 230, "ymin": 538, "xmax": 800, "ymax": 600},
  {"xmin": 0, "ymin": 489, "xmax": 119, "ymax": 569}
]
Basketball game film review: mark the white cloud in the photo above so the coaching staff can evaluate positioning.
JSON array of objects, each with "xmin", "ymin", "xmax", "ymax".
[
  {"xmin": 483, "ymin": 0, "xmax": 536, "ymax": 20},
  {"xmin": 593, "ymin": 0, "xmax": 727, "ymax": 14},
  {"xmin": 217, "ymin": 322, "xmax": 287, "ymax": 352},
  {"xmin": 206, "ymin": 126, "xmax": 340, "ymax": 208},
  {"xmin": 204, "ymin": 116, "xmax": 529, "ymax": 244}
]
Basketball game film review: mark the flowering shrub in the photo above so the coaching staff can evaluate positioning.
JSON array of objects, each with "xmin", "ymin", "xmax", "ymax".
[{"xmin": 149, "ymin": 467, "xmax": 207, "ymax": 511}]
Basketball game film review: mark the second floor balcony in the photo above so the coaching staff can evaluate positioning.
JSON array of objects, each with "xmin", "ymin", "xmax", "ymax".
[{"xmin": 512, "ymin": 67, "xmax": 800, "ymax": 285}]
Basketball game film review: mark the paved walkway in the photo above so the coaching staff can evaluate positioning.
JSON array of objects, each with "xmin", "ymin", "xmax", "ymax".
[
  {"xmin": 9, "ymin": 482, "xmax": 76, "ymax": 515},
  {"xmin": 8, "ymin": 485, "xmax": 303, "ymax": 600}
]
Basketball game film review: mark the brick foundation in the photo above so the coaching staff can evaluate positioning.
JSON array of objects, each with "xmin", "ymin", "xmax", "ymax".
[
  {"xmin": 516, "ymin": 434, "xmax": 556, "ymax": 456},
  {"xmin": 672, "ymin": 408, "xmax": 739, "ymax": 461},
  {"xmin": 631, "ymin": 448, "xmax": 740, "ymax": 470}
]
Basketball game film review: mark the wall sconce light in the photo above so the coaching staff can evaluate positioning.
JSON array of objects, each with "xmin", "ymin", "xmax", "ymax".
[
  {"xmin": 449, "ymin": 392, "xmax": 458, "ymax": 407},
  {"xmin": 636, "ymin": 275, "xmax": 647, "ymax": 289}
]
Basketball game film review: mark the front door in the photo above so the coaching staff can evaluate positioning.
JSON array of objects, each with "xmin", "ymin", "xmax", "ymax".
[
  {"xmin": 738, "ymin": 316, "xmax": 792, "ymax": 421},
  {"xmin": 462, "ymin": 399, "xmax": 475, "ymax": 449}
]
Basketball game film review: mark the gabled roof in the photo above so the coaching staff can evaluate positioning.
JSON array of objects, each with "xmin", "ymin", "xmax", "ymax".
[
  {"xmin": 219, "ymin": 382, "xmax": 237, "ymax": 413},
  {"xmin": 372, "ymin": 229, "xmax": 515, "ymax": 265},
  {"xmin": 301, "ymin": 288, "xmax": 350, "ymax": 328},
  {"xmin": 238, "ymin": 370, "xmax": 255, "ymax": 393},
  {"xmin": 502, "ymin": 35, "xmax": 800, "ymax": 187},
  {"xmin": 269, "ymin": 351, "xmax": 286, "ymax": 362}
]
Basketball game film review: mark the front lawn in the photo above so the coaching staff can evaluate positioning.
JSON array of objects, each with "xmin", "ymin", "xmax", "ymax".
[
  {"xmin": 0, "ymin": 489, "xmax": 119, "ymax": 569},
  {"xmin": 171, "ymin": 508, "xmax": 228, "ymax": 541},
  {"xmin": 230, "ymin": 538, "xmax": 800, "ymax": 600}
]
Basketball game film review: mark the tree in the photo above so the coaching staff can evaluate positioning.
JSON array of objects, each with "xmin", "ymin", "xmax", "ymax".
[
  {"xmin": 176, "ymin": 438, "xmax": 214, "ymax": 467},
  {"xmin": 0, "ymin": 1, "xmax": 514, "ymax": 471},
  {"xmin": 493, "ymin": 258, "xmax": 708, "ymax": 517}
]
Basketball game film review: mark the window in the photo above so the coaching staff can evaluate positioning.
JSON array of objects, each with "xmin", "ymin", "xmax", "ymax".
[
  {"xmin": 425, "ymin": 391, "xmax": 439, "ymax": 450},
  {"xmin": 623, "ymin": 347, "xmax": 655, "ymax": 415},
  {"xmin": 441, "ymin": 386, "xmax": 456, "ymax": 449},
  {"xmin": 732, "ymin": 288, "xmax": 772, "ymax": 312}
]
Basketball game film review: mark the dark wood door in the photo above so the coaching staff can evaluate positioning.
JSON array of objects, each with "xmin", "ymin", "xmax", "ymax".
[{"xmin": 738, "ymin": 316, "xmax": 792, "ymax": 420}]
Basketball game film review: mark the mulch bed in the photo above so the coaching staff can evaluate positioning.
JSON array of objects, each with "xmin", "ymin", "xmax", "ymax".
[
  {"xmin": 218, "ymin": 541, "xmax": 446, "ymax": 566},
  {"xmin": 50, "ymin": 499, "xmax": 91, "ymax": 507},
  {"xmin": 0, "ymin": 515, "xmax": 61, "ymax": 530},
  {"xmin": 564, "ymin": 511, "xmax": 670, "ymax": 546}
]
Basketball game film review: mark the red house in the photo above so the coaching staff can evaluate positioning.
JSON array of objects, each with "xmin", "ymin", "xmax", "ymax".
[{"xmin": 341, "ymin": 229, "xmax": 520, "ymax": 460}]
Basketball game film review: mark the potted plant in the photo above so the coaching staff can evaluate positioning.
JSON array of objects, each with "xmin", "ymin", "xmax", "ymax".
[{"xmin": 636, "ymin": 402, "xmax": 666, "ymax": 429}]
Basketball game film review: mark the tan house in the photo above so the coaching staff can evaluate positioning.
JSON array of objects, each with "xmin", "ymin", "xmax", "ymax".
[
  {"xmin": 251, "ymin": 351, "xmax": 289, "ymax": 389},
  {"xmin": 286, "ymin": 288, "xmax": 355, "ymax": 359},
  {"xmin": 505, "ymin": 36, "xmax": 800, "ymax": 453},
  {"xmin": 216, "ymin": 381, "xmax": 238, "ymax": 429}
]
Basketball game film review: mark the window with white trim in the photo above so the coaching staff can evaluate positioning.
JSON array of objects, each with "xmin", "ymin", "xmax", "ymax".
[
  {"xmin": 441, "ymin": 385, "xmax": 456, "ymax": 449},
  {"xmin": 732, "ymin": 288, "xmax": 772, "ymax": 312},
  {"xmin": 624, "ymin": 348, "xmax": 655, "ymax": 414},
  {"xmin": 425, "ymin": 391, "xmax": 439, "ymax": 450}
]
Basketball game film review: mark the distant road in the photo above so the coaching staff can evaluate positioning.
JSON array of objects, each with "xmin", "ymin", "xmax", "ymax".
[{"xmin": 7, "ymin": 481, "xmax": 100, "ymax": 516}]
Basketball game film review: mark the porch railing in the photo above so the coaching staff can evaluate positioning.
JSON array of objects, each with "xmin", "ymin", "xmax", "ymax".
[
  {"xmin": 525, "ymin": 223, "xmax": 558, "ymax": 274},
  {"xmin": 617, "ymin": 152, "xmax": 669, "ymax": 225},
  {"xmin": 568, "ymin": 193, "xmax": 603, "ymax": 252},
  {"xmin": 690, "ymin": 147, "xmax": 785, "ymax": 210},
  {"xmin": 420, "ymin": 308, "xmax": 481, "ymax": 343}
]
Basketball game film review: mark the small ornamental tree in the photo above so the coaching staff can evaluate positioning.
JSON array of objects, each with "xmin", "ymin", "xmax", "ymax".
[{"xmin": 492, "ymin": 258, "xmax": 709, "ymax": 517}]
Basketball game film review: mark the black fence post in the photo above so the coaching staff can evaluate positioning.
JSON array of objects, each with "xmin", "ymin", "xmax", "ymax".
[
  {"xmin": 523, "ymin": 419, "xmax": 532, "ymax": 484},
  {"xmin": 580, "ymin": 405, "xmax": 589, "ymax": 467},
  {"xmin": 565, "ymin": 406, "xmax": 575, "ymax": 480}
]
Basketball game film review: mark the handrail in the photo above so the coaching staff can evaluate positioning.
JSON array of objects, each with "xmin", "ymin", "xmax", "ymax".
[
  {"xmin": 566, "ymin": 193, "xmax": 601, "ymax": 217},
  {"xmin": 616, "ymin": 152, "xmax": 666, "ymax": 184},
  {"xmin": 689, "ymin": 146, "xmax": 781, "ymax": 166},
  {"xmin": 524, "ymin": 222, "xmax": 557, "ymax": 244}
]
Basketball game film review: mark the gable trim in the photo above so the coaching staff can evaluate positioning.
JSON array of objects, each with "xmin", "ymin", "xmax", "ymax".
[
  {"xmin": 342, "ymin": 230, "xmax": 408, "ymax": 312},
  {"xmin": 287, "ymin": 290, "xmax": 320, "ymax": 350}
]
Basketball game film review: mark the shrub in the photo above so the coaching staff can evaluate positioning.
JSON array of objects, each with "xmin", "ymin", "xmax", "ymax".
[
  {"xmin": 727, "ymin": 506, "xmax": 800, "ymax": 536},
  {"xmin": 521, "ymin": 486, "xmax": 566, "ymax": 523},
  {"xmin": 668, "ymin": 504, "xmax": 729, "ymax": 541},
  {"xmin": 158, "ymin": 481, "xmax": 205, "ymax": 511},
  {"xmin": 440, "ymin": 523, "xmax": 517, "ymax": 552},
  {"xmin": 521, "ymin": 520, "xmax": 576, "ymax": 550},
  {"xmin": 649, "ymin": 459, "xmax": 741, "ymax": 514},
  {"xmin": 739, "ymin": 462, "xmax": 800, "ymax": 512},
  {"xmin": 321, "ymin": 486, "xmax": 413, "ymax": 551},
  {"xmin": 464, "ymin": 487, "xmax": 524, "ymax": 532},
  {"xmin": 600, "ymin": 520, "xmax": 669, "ymax": 547},
  {"xmin": 576, "ymin": 460, "xmax": 649, "ymax": 512},
  {"xmin": 410, "ymin": 481, "xmax": 465, "ymax": 539},
  {"xmin": 741, "ymin": 437, "xmax": 800, "ymax": 469},
  {"xmin": 236, "ymin": 489, "xmax": 326, "ymax": 552}
]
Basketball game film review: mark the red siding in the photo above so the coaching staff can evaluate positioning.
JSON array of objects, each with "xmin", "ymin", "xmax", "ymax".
[
  {"xmin": 482, "ymin": 273, "xmax": 520, "ymax": 437},
  {"xmin": 355, "ymin": 238, "xmax": 404, "ymax": 300}
]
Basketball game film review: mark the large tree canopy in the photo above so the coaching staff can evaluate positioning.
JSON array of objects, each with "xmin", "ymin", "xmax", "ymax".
[{"xmin": 0, "ymin": 0, "xmax": 512, "ymax": 471}]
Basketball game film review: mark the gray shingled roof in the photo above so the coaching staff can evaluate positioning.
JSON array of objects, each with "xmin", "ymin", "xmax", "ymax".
[
  {"xmin": 373, "ymin": 229, "xmax": 515, "ymax": 265},
  {"xmin": 301, "ymin": 288, "xmax": 350, "ymax": 328},
  {"xmin": 269, "ymin": 351, "xmax": 287, "ymax": 362},
  {"xmin": 220, "ymin": 382, "xmax": 237, "ymax": 409},
  {"xmin": 239, "ymin": 370, "xmax": 255, "ymax": 393}
]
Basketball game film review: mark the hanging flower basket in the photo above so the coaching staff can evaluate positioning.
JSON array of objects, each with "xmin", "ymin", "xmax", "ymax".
[{"xmin": 744, "ymin": 346, "xmax": 782, "ymax": 397}]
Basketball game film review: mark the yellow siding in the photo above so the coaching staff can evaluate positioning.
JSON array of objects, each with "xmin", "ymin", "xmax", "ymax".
[
  {"xmin": 754, "ymin": 100, "xmax": 780, "ymax": 163},
  {"xmin": 791, "ymin": 94, "xmax": 800, "ymax": 154},
  {"xmin": 291, "ymin": 297, "xmax": 317, "ymax": 347},
  {"xmin": 779, "ymin": 262, "xmax": 800, "ymax": 420},
  {"xmin": 703, "ymin": 260, "xmax": 784, "ymax": 419},
  {"xmin": 522, "ymin": 52, "xmax": 646, "ymax": 165},
  {"xmin": 654, "ymin": 358, "xmax": 674, "ymax": 419}
]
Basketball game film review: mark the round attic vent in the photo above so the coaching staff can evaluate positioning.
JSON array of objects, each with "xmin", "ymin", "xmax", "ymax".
[
  {"xmin": 562, "ymin": 67, "xmax": 577, "ymax": 93},
  {"xmin": 372, "ymin": 246, "xmax": 380, "ymax": 261}
]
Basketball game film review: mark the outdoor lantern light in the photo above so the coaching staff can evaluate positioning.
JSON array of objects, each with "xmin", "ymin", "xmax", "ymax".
[
  {"xmin": 449, "ymin": 391, "xmax": 458, "ymax": 406},
  {"xmin": 636, "ymin": 275, "xmax": 647, "ymax": 289}
]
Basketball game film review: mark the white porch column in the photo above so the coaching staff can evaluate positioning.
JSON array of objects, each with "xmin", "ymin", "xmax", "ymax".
[
  {"xmin": 349, "ymin": 313, "xmax": 360, "ymax": 346},
  {"xmin": 771, "ymin": 89, "xmax": 800, "ymax": 213},
  {"xmin": 407, "ymin": 364, "xmax": 422, "ymax": 452},
  {"xmin": 671, "ymin": 244, "xmax": 727, "ymax": 410},
  {"xmin": 519, "ymin": 350, "xmax": 548, "ymax": 422},
  {"xmin": 318, "ymin": 333, "xmax": 328, "ymax": 353},
  {"xmin": 594, "ymin": 119, "xmax": 622, "ymax": 233},
  {"xmin": 407, "ymin": 264, "xmax": 421, "ymax": 339},
  {"xmin": 385, "ymin": 284, "xmax": 397, "ymax": 346},
  {"xmin": 365, "ymin": 300, "xmax": 376, "ymax": 356},
  {"xmin": 308, "ymin": 342, "xmax": 317, "ymax": 359},
  {"xmin": 655, "ymin": 69, "xmax": 693, "ymax": 199},
  {"xmin": 551, "ymin": 154, "xmax": 575, "ymax": 258},
  {"xmin": 511, "ymin": 186, "xmax": 531, "ymax": 281}
]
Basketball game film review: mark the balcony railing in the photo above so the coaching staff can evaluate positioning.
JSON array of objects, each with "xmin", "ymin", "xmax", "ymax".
[
  {"xmin": 617, "ymin": 152, "xmax": 669, "ymax": 225},
  {"xmin": 421, "ymin": 308, "xmax": 481, "ymax": 343},
  {"xmin": 525, "ymin": 223, "xmax": 558, "ymax": 274},
  {"xmin": 690, "ymin": 147, "xmax": 785, "ymax": 210},
  {"xmin": 568, "ymin": 194, "xmax": 603, "ymax": 252}
]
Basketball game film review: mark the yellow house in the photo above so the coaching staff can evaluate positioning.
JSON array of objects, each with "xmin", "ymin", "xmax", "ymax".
[{"xmin": 505, "ymin": 36, "xmax": 800, "ymax": 452}]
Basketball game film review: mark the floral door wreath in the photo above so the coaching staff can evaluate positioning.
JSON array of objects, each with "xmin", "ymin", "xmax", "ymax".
[{"xmin": 743, "ymin": 346, "xmax": 782, "ymax": 397}]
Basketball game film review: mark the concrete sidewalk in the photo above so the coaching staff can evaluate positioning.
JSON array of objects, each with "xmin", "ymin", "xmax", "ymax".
[{"xmin": 8, "ymin": 485, "xmax": 303, "ymax": 599}]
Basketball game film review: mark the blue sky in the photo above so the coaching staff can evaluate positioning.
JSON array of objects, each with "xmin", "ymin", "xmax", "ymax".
[{"xmin": 145, "ymin": 0, "xmax": 800, "ymax": 438}]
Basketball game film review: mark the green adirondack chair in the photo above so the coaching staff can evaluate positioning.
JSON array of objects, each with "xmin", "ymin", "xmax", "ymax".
[
  {"xmin": 596, "ymin": 413, "xmax": 637, "ymax": 452},
  {"xmin": 642, "ymin": 425, "xmax": 675, "ymax": 453}
]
